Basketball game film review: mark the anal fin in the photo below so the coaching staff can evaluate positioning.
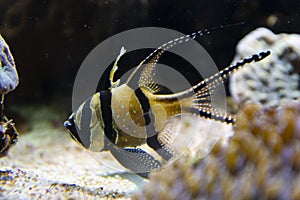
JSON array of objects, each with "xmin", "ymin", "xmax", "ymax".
[
  {"xmin": 147, "ymin": 135, "xmax": 175, "ymax": 161},
  {"xmin": 109, "ymin": 146, "xmax": 161, "ymax": 178}
]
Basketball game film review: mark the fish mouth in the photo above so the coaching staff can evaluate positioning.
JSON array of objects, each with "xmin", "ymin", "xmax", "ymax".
[
  {"xmin": 64, "ymin": 117, "xmax": 84, "ymax": 145},
  {"xmin": 64, "ymin": 117, "xmax": 75, "ymax": 136},
  {"xmin": 64, "ymin": 113, "xmax": 76, "ymax": 131}
]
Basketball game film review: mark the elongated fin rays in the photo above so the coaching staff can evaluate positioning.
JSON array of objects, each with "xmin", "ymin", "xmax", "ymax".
[
  {"xmin": 65, "ymin": 26, "xmax": 271, "ymax": 178},
  {"xmin": 191, "ymin": 51, "xmax": 271, "ymax": 124},
  {"xmin": 120, "ymin": 26, "xmax": 270, "ymax": 125},
  {"xmin": 125, "ymin": 28, "xmax": 213, "ymax": 85}
]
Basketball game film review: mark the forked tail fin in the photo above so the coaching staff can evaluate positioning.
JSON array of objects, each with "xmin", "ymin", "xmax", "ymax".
[{"xmin": 190, "ymin": 50, "xmax": 271, "ymax": 124}]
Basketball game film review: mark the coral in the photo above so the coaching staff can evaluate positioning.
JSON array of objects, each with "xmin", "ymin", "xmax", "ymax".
[
  {"xmin": 230, "ymin": 27, "xmax": 300, "ymax": 107},
  {"xmin": 0, "ymin": 35, "xmax": 19, "ymax": 156},
  {"xmin": 0, "ymin": 35, "xmax": 18, "ymax": 94},
  {"xmin": 133, "ymin": 101, "xmax": 300, "ymax": 200}
]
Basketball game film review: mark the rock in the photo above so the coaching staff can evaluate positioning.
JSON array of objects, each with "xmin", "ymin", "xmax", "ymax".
[
  {"xmin": 230, "ymin": 27, "xmax": 300, "ymax": 107},
  {"xmin": 0, "ymin": 35, "xmax": 18, "ymax": 94}
]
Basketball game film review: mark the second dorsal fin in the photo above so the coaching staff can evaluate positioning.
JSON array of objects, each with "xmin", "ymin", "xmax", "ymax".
[
  {"xmin": 138, "ymin": 49, "xmax": 163, "ymax": 93},
  {"xmin": 125, "ymin": 27, "xmax": 216, "ymax": 86}
]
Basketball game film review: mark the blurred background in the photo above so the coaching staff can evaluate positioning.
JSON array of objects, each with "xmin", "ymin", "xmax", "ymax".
[{"xmin": 0, "ymin": 0, "xmax": 299, "ymax": 132}]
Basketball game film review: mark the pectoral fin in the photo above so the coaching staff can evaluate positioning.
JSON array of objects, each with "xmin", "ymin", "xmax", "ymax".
[{"xmin": 109, "ymin": 146, "xmax": 161, "ymax": 178}]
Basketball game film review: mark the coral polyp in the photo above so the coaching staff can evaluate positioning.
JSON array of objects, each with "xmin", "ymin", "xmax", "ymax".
[{"xmin": 133, "ymin": 102, "xmax": 300, "ymax": 200}]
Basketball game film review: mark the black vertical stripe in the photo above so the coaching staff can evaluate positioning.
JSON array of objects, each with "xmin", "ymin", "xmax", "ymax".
[
  {"xmin": 79, "ymin": 97, "xmax": 93, "ymax": 148},
  {"xmin": 134, "ymin": 88, "xmax": 151, "ymax": 126},
  {"xmin": 134, "ymin": 88, "xmax": 173, "ymax": 160},
  {"xmin": 64, "ymin": 117, "xmax": 84, "ymax": 145},
  {"xmin": 100, "ymin": 90, "xmax": 117, "ymax": 146}
]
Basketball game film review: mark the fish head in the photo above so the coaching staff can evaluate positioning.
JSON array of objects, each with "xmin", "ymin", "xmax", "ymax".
[{"xmin": 64, "ymin": 93, "xmax": 106, "ymax": 152}]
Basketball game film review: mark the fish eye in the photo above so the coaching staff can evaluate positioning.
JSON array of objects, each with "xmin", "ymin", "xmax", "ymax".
[{"xmin": 64, "ymin": 120, "xmax": 72, "ymax": 129}]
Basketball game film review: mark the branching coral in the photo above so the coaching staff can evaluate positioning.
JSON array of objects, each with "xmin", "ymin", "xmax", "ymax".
[{"xmin": 133, "ymin": 102, "xmax": 300, "ymax": 200}]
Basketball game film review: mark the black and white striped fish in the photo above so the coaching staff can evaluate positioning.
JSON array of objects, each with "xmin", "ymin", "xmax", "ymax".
[{"xmin": 64, "ymin": 29, "xmax": 270, "ymax": 178}]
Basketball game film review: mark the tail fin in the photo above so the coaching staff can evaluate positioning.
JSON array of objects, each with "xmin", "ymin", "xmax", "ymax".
[{"xmin": 191, "ymin": 51, "xmax": 271, "ymax": 124}]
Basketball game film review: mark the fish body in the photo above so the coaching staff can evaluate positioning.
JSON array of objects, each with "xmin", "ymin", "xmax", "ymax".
[{"xmin": 64, "ymin": 30, "xmax": 270, "ymax": 178}]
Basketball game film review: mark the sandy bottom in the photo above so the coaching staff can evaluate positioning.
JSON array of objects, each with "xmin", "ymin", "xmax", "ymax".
[
  {"xmin": 0, "ymin": 104, "xmax": 233, "ymax": 199},
  {"xmin": 0, "ymin": 121, "xmax": 146, "ymax": 199}
]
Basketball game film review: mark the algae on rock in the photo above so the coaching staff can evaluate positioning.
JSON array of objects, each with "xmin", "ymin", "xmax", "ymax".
[{"xmin": 230, "ymin": 27, "xmax": 300, "ymax": 107}]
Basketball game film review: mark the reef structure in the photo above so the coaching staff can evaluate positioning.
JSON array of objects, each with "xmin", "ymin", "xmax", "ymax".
[
  {"xmin": 0, "ymin": 35, "xmax": 19, "ymax": 156},
  {"xmin": 230, "ymin": 27, "xmax": 300, "ymax": 107},
  {"xmin": 133, "ymin": 102, "xmax": 300, "ymax": 200}
]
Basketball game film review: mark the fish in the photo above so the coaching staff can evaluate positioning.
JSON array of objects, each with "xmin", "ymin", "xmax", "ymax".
[{"xmin": 64, "ymin": 28, "xmax": 270, "ymax": 178}]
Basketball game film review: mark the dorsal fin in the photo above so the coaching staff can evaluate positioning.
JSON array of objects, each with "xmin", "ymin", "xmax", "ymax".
[
  {"xmin": 125, "ymin": 25, "xmax": 240, "ymax": 86},
  {"xmin": 138, "ymin": 50, "xmax": 163, "ymax": 93},
  {"xmin": 109, "ymin": 47, "xmax": 126, "ymax": 89}
]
